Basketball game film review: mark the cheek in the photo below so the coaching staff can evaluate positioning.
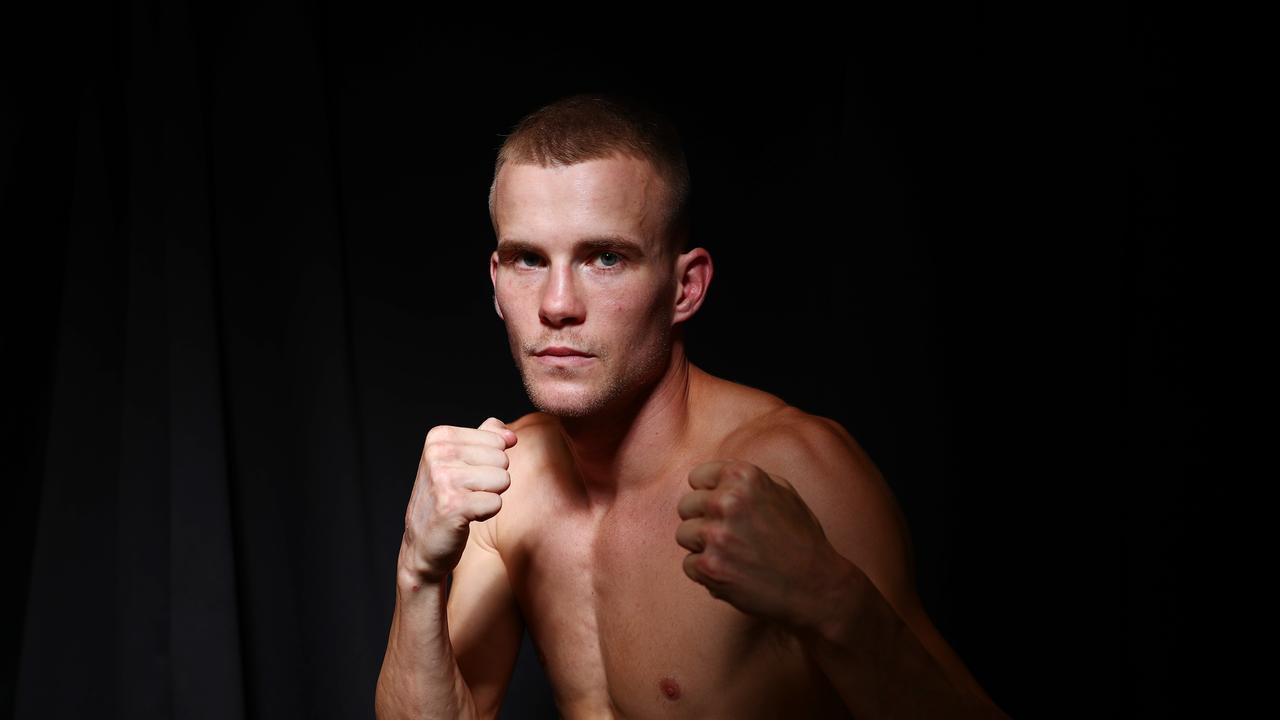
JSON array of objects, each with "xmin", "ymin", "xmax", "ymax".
[
  {"xmin": 611, "ymin": 296, "xmax": 671, "ymax": 344},
  {"xmin": 603, "ymin": 294, "xmax": 654, "ymax": 323},
  {"xmin": 498, "ymin": 280, "xmax": 531, "ymax": 303},
  {"xmin": 496, "ymin": 281, "xmax": 536, "ymax": 315}
]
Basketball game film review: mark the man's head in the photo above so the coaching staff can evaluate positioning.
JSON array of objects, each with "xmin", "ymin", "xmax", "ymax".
[
  {"xmin": 487, "ymin": 93, "xmax": 691, "ymax": 259},
  {"xmin": 488, "ymin": 94, "xmax": 711, "ymax": 420}
]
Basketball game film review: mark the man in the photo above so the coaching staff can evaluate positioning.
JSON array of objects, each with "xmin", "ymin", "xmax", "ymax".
[{"xmin": 376, "ymin": 94, "xmax": 1007, "ymax": 719}]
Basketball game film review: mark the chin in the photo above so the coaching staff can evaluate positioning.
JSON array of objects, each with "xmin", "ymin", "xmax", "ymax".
[
  {"xmin": 514, "ymin": 337, "xmax": 671, "ymax": 420},
  {"xmin": 526, "ymin": 386, "xmax": 608, "ymax": 419},
  {"xmin": 521, "ymin": 374, "xmax": 617, "ymax": 420}
]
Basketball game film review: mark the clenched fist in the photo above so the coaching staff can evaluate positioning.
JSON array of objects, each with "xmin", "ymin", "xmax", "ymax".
[
  {"xmin": 398, "ymin": 417, "xmax": 517, "ymax": 586},
  {"xmin": 675, "ymin": 459, "xmax": 845, "ymax": 631}
]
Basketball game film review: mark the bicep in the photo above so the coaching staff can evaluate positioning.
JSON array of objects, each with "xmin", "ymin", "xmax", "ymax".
[{"xmin": 447, "ymin": 519, "xmax": 523, "ymax": 720}]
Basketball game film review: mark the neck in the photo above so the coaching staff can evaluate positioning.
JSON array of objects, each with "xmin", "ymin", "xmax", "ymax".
[{"xmin": 557, "ymin": 341, "xmax": 705, "ymax": 503}]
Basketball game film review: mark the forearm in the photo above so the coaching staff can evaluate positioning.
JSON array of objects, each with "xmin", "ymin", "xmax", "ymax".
[
  {"xmin": 375, "ymin": 569, "xmax": 479, "ymax": 720},
  {"xmin": 798, "ymin": 560, "xmax": 1008, "ymax": 720}
]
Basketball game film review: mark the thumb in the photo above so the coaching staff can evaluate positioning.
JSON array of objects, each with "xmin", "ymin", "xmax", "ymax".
[{"xmin": 478, "ymin": 416, "xmax": 518, "ymax": 448}]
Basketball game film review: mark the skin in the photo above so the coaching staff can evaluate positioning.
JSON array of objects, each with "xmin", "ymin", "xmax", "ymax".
[{"xmin": 381, "ymin": 154, "xmax": 1007, "ymax": 719}]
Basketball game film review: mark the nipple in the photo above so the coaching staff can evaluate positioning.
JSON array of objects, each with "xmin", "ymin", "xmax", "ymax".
[{"xmin": 658, "ymin": 676, "xmax": 682, "ymax": 701}]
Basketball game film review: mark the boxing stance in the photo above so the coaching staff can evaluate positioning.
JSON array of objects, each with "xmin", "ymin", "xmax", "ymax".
[{"xmin": 376, "ymin": 94, "xmax": 1008, "ymax": 719}]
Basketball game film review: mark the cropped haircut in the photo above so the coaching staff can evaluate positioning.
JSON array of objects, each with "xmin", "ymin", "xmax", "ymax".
[{"xmin": 487, "ymin": 93, "xmax": 692, "ymax": 256}]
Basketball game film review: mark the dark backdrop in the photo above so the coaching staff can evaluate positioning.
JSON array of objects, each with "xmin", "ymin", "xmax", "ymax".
[{"xmin": 3, "ymin": 5, "xmax": 1195, "ymax": 719}]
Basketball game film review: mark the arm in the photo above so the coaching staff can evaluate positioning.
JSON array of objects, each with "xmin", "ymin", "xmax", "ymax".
[
  {"xmin": 376, "ymin": 418, "xmax": 524, "ymax": 720},
  {"xmin": 375, "ymin": 518, "xmax": 523, "ymax": 720},
  {"xmin": 798, "ymin": 554, "xmax": 1006, "ymax": 719},
  {"xmin": 678, "ymin": 411, "xmax": 1006, "ymax": 719},
  {"xmin": 781, "ymin": 416, "xmax": 1007, "ymax": 719}
]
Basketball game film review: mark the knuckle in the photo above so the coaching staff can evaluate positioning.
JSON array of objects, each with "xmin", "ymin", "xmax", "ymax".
[
  {"xmin": 704, "ymin": 523, "xmax": 730, "ymax": 549},
  {"xmin": 727, "ymin": 460, "xmax": 755, "ymax": 483},
  {"xmin": 433, "ymin": 466, "xmax": 460, "ymax": 488},
  {"xmin": 698, "ymin": 552, "xmax": 723, "ymax": 580},
  {"xmin": 434, "ymin": 485, "xmax": 464, "ymax": 515},
  {"xmin": 713, "ymin": 489, "xmax": 741, "ymax": 515},
  {"xmin": 425, "ymin": 440, "xmax": 455, "ymax": 464},
  {"xmin": 433, "ymin": 493, "xmax": 455, "ymax": 517},
  {"xmin": 430, "ymin": 465, "xmax": 450, "ymax": 486}
]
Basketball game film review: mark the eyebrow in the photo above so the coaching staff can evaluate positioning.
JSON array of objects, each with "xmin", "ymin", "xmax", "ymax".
[{"xmin": 496, "ymin": 235, "xmax": 648, "ymax": 260}]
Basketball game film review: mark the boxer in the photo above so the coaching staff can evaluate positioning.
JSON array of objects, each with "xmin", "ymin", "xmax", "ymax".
[{"xmin": 376, "ymin": 94, "xmax": 1006, "ymax": 719}]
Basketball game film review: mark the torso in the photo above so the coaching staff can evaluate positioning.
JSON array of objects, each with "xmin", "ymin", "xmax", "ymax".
[{"xmin": 493, "ymin": 374, "xmax": 851, "ymax": 719}]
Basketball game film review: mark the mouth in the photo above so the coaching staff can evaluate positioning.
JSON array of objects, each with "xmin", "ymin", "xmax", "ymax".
[
  {"xmin": 533, "ymin": 346, "xmax": 595, "ymax": 367},
  {"xmin": 535, "ymin": 346, "xmax": 593, "ymax": 357}
]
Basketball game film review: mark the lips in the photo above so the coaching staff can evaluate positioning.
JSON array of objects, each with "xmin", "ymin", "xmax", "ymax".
[
  {"xmin": 532, "ymin": 346, "xmax": 596, "ymax": 368},
  {"xmin": 535, "ymin": 346, "xmax": 593, "ymax": 357}
]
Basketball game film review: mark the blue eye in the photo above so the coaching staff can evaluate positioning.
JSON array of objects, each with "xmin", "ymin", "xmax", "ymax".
[
  {"xmin": 517, "ymin": 253, "xmax": 540, "ymax": 267},
  {"xmin": 598, "ymin": 252, "xmax": 620, "ymax": 267}
]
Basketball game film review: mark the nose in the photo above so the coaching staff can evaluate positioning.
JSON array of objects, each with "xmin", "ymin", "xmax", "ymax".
[{"xmin": 539, "ymin": 262, "xmax": 585, "ymax": 327}]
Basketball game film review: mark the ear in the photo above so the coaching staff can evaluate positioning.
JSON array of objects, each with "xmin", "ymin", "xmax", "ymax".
[
  {"xmin": 672, "ymin": 248, "xmax": 713, "ymax": 325},
  {"xmin": 490, "ymin": 251, "xmax": 504, "ymax": 320}
]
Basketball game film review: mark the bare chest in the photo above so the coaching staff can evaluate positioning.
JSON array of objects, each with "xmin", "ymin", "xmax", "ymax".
[{"xmin": 501, "ymin": 477, "xmax": 845, "ymax": 719}]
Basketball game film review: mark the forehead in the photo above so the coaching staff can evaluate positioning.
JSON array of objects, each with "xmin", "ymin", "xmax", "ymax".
[{"xmin": 493, "ymin": 155, "xmax": 667, "ymax": 249}]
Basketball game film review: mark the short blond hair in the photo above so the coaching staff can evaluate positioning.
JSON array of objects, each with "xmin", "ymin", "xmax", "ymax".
[{"xmin": 488, "ymin": 93, "xmax": 691, "ymax": 255}]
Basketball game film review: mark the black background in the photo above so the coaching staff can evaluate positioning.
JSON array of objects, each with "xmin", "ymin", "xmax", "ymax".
[{"xmin": 3, "ymin": 4, "xmax": 1195, "ymax": 719}]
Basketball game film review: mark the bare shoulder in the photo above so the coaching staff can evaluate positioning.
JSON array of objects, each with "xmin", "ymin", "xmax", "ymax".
[
  {"xmin": 506, "ymin": 411, "xmax": 561, "ymax": 456},
  {"xmin": 488, "ymin": 411, "xmax": 565, "ymax": 549},
  {"xmin": 692, "ymin": 367, "xmax": 885, "ymax": 505},
  {"xmin": 720, "ymin": 402, "xmax": 919, "ymax": 601},
  {"xmin": 719, "ymin": 400, "xmax": 871, "ymax": 480},
  {"xmin": 699, "ymin": 371, "xmax": 889, "ymax": 507}
]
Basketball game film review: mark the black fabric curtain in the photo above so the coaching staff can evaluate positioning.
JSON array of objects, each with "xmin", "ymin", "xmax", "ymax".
[{"xmin": 4, "ymin": 6, "xmax": 1192, "ymax": 719}]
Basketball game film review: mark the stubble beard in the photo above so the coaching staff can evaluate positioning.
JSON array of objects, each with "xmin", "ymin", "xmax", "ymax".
[{"xmin": 511, "ymin": 325, "xmax": 673, "ymax": 420}]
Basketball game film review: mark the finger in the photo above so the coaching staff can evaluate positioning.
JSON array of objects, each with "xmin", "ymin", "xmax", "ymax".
[
  {"xmin": 677, "ymin": 489, "xmax": 713, "ymax": 520},
  {"xmin": 478, "ymin": 416, "xmax": 518, "ymax": 448},
  {"xmin": 682, "ymin": 553, "xmax": 722, "ymax": 593},
  {"xmin": 675, "ymin": 517, "xmax": 710, "ymax": 553},
  {"xmin": 682, "ymin": 552, "xmax": 703, "ymax": 584},
  {"xmin": 438, "ymin": 425, "xmax": 510, "ymax": 451},
  {"xmin": 428, "ymin": 424, "xmax": 509, "ymax": 452},
  {"xmin": 459, "ymin": 466, "xmax": 512, "ymax": 494},
  {"xmin": 450, "ymin": 443, "xmax": 511, "ymax": 470},
  {"xmin": 688, "ymin": 460, "xmax": 729, "ymax": 490},
  {"xmin": 461, "ymin": 490, "xmax": 503, "ymax": 522}
]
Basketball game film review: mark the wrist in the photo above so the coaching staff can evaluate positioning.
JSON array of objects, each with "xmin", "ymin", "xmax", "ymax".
[
  {"xmin": 396, "ymin": 565, "xmax": 447, "ymax": 592},
  {"xmin": 798, "ymin": 554, "xmax": 868, "ymax": 645},
  {"xmin": 396, "ymin": 539, "xmax": 450, "ymax": 590}
]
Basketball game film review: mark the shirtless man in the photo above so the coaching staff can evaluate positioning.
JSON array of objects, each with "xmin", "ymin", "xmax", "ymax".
[{"xmin": 376, "ymin": 94, "xmax": 1007, "ymax": 719}]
